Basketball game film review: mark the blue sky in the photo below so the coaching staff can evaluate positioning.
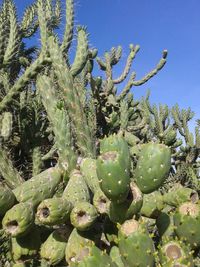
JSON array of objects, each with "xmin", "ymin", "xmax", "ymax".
[{"xmin": 16, "ymin": 0, "xmax": 200, "ymax": 129}]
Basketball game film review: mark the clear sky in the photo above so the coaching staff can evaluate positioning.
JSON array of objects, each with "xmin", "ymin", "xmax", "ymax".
[{"xmin": 16, "ymin": 0, "xmax": 200, "ymax": 129}]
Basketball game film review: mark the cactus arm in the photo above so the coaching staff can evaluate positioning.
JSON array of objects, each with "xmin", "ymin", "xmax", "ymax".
[
  {"xmin": 3, "ymin": 1, "xmax": 20, "ymax": 66},
  {"xmin": 20, "ymin": 3, "xmax": 38, "ymax": 38},
  {"xmin": 32, "ymin": 146, "xmax": 43, "ymax": 176},
  {"xmin": 113, "ymin": 44, "xmax": 140, "ymax": 84},
  {"xmin": 37, "ymin": 0, "xmax": 48, "ymax": 52},
  {"xmin": 120, "ymin": 99, "xmax": 129, "ymax": 131},
  {"xmin": 117, "ymin": 72, "xmax": 136, "ymax": 100},
  {"xmin": 48, "ymin": 36, "xmax": 94, "ymax": 157},
  {"xmin": 37, "ymin": 75, "xmax": 77, "ymax": 173},
  {"xmin": 70, "ymin": 26, "xmax": 89, "ymax": 77},
  {"xmin": 0, "ymin": 54, "xmax": 49, "ymax": 112},
  {"xmin": 0, "ymin": 148, "xmax": 24, "ymax": 189},
  {"xmin": 0, "ymin": 5, "xmax": 7, "ymax": 65},
  {"xmin": 131, "ymin": 50, "xmax": 168, "ymax": 86},
  {"xmin": 61, "ymin": 0, "xmax": 74, "ymax": 54},
  {"xmin": 41, "ymin": 145, "xmax": 57, "ymax": 161}
]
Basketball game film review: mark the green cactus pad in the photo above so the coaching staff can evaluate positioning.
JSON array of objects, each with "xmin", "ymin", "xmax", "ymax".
[
  {"xmin": 96, "ymin": 151, "xmax": 130, "ymax": 203},
  {"xmin": 118, "ymin": 219, "xmax": 155, "ymax": 267},
  {"xmin": 108, "ymin": 181, "xmax": 143, "ymax": 223},
  {"xmin": 135, "ymin": 142, "xmax": 171, "ymax": 193},
  {"xmin": 62, "ymin": 169, "xmax": 90, "ymax": 207},
  {"xmin": 162, "ymin": 184, "xmax": 199, "ymax": 207},
  {"xmin": 70, "ymin": 202, "xmax": 98, "ymax": 231},
  {"xmin": 140, "ymin": 191, "xmax": 164, "ymax": 219},
  {"xmin": 11, "ymin": 227, "xmax": 41, "ymax": 262},
  {"xmin": 13, "ymin": 167, "xmax": 62, "ymax": 206},
  {"xmin": 110, "ymin": 246, "xmax": 125, "ymax": 267},
  {"xmin": 99, "ymin": 134, "xmax": 131, "ymax": 170},
  {"xmin": 93, "ymin": 189, "xmax": 111, "ymax": 215},
  {"xmin": 173, "ymin": 202, "xmax": 200, "ymax": 248},
  {"xmin": 40, "ymin": 227, "xmax": 70, "ymax": 266},
  {"xmin": 158, "ymin": 239, "xmax": 194, "ymax": 266},
  {"xmin": 156, "ymin": 208, "xmax": 175, "ymax": 239},
  {"xmin": 0, "ymin": 182, "xmax": 16, "ymax": 216},
  {"xmin": 65, "ymin": 228, "xmax": 95, "ymax": 265},
  {"xmin": 2, "ymin": 202, "xmax": 34, "ymax": 237},
  {"xmin": 77, "ymin": 246, "xmax": 117, "ymax": 267},
  {"xmin": 36, "ymin": 197, "xmax": 72, "ymax": 226},
  {"xmin": 80, "ymin": 158, "xmax": 101, "ymax": 193}
]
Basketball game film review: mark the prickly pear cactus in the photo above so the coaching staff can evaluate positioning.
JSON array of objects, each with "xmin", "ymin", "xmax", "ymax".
[
  {"xmin": 135, "ymin": 143, "xmax": 171, "ymax": 193},
  {"xmin": 0, "ymin": 0, "xmax": 199, "ymax": 266}
]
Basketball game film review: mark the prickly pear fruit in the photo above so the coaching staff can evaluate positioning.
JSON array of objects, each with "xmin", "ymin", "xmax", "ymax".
[
  {"xmin": 162, "ymin": 184, "xmax": 199, "ymax": 207},
  {"xmin": 173, "ymin": 202, "xmax": 200, "ymax": 248},
  {"xmin": 96, "ymin": 151, "xmax": 130, "ymax": 203},
  {"xmin": 118, "ymin": 219, "xmax": 155, "ymax": 267},
  {"xmin": 36, "ymin": 197, "xmax": 72, "ymax": 226},
  {"xmin": 70, "ymin": 202, "xmax": 98, "ymax": 231},
  {"xmin": 140, "ymin": 191, "xmax": 164, "ymax": 218},
  {"xmin": 135, "ymin": 142, "xmax": 171, "ymax": 193},
  {"xmin": 62, "ymin": 169, "xmax": 90, "ymax": 206},
  {"xmin": 11, "ymin": 226, "xmax": 41, "ymax": 262},
  {"xmin": 13, "ymin": 167, "xmax": 62, "ymax": 206},
  {"xmin": 40, "ymin": 227, "xmax": 70, "ymax": 266},
  {"xmin": 2, "ymin": 202, "xmax": 34, "ymax": 237},
  {"xmin": 158, "ymin": 239, "xmax": 194, "ymax": 266},
  {"xmin": 0, "ymin": 182, "xmax": 16, "ymax": 216}
]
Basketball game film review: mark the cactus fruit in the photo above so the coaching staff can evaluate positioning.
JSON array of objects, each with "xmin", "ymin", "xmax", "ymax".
[
  {"xmin": 36, "ymin": 197, "xmax": 72, "ymax": 226},
  {"xmin": 70, "ymin": 202, "xmax": 98, "ymax": 231},
  {"xmin": 2, "ymin": 202, "xmax": 34, "ymax": 237},
  {"xmin": 173, "ymin": 202, "xmax": 200, "ymax": 248},
  {"xmin": 118, "ymin": 219, "xmax": 155, "ymax": 267},
  {"xmin": 158, "ymin": 239, "xmax": 194, "ymax": 266},
  {"xmin": 135, "ymin": 142, "xmax": 171, "ymax": 193},
  {"xmin": 40, "ymin": 227, "xmax": 70, "ymax": 266},
  {"xmin": 0, "ymin": 182, "xmax": 16, "ymax": 216},
  {"xmin": 13, "ymin": 167, "xmax": 62, "ymax": 206},
  {"xmin": 96, "ymin": 151, "xmax": 130, "ymax": 203}
]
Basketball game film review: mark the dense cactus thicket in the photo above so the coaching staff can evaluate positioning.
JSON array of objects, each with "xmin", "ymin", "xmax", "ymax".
[{"xmin": 0, "ymin": 0, "xmax": 200, "ymax": 266}]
